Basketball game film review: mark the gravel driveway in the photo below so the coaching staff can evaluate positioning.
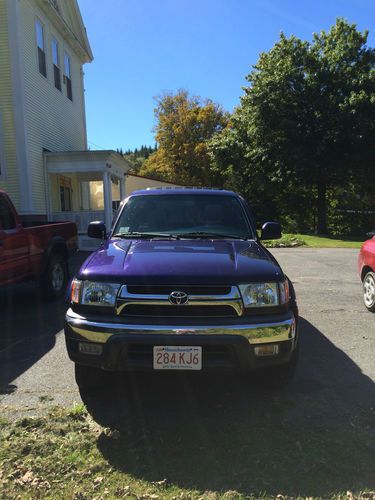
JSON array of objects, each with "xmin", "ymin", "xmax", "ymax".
[{"xmin": 1, "ymin": 248, "xmax": 374, "ymax": 418}]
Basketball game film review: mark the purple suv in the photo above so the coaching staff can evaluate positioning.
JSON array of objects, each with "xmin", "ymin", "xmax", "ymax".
[{"xmin": 65, "ymin": 188, "xmax": 299, "ymax": 388}]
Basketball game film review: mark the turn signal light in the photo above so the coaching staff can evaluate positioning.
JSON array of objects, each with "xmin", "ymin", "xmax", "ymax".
[
  {"xmin": 254, "ymin": 344, "xmax": 279, "ymax": 357},
  {"xmin": 70, "ymin": 279, "xmax": 82, "ymax": 304},
  {"xmin": 78, "ymin": 343, "xmax": 103, "ymax": 355}
]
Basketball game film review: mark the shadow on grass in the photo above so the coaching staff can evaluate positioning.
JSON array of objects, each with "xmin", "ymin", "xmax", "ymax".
[{"xmin": 81, "ymin": 317, "xmax": 375, "ymax": 497}]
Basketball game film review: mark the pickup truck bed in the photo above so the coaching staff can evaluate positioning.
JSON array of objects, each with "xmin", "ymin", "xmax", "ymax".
[{"xmin": 0, "ymin": 190, "xmax": 78, "ymax": 299}]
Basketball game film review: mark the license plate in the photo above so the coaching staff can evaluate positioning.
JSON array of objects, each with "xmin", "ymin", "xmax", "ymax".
[{"xmin": 153, "ymin": 346, "xmax": 202, "ymax": 370}]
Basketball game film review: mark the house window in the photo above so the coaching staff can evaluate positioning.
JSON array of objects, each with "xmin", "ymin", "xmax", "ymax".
[
  {"xmin": 0, "ymin": 197, "xmax": 16, "ymax": 230},
  {"xmin": 59, "ymin": 176, "xmax": 72, "ymax": 211},
  {"xmin": 64, "ymin": 52, "xmax": 72, "ymax": 100},
  {"xmin": 35, "ymin": 19, "xmax": 47, "ymax": 77},
  {"xmin": 60, "ymin": 186, "xmax": 72, "ymax": 211},
  {"xmin": 51, "ymin": 37, "xmax": 61, "ymax": 91}
]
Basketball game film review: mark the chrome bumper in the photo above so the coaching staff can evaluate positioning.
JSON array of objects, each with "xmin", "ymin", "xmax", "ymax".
[{"xmin": 65, "ymin": 309, "xmax": 296, "ymax": 345}]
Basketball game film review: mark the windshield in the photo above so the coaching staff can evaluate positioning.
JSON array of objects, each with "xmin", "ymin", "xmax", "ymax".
[{"xmin": 113, "ymin": 194, "xmax": 254, "ymax": 239}]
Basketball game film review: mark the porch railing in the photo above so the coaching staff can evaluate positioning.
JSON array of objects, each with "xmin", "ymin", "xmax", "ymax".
[{"xmin": 51, "ymin": 210, "xmax": 106, "ymax": 233}]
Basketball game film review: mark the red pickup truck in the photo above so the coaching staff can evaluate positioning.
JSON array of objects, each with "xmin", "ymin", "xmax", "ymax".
[{"xmin": 0, "ymin": 191, "xmax": 78, "ymax": 299}]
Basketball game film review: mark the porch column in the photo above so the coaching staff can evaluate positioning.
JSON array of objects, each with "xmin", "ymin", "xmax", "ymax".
[
  {"xmin": 103, "ymin": 171, "xmax": 113, "ymax": 229},
  {"xmin": 120, "ymin": 176, "xmax": 126, "ymax": 201}
]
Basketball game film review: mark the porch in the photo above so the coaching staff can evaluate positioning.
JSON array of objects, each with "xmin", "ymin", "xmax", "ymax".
[{"xmin": 45, "ymin": 150, "xmax": 130, "ymax": 250}]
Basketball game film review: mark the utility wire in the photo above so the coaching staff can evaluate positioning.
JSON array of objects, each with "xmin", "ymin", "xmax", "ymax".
[{"xmin": 88, "ymin": 140, "xmax": 108, "ymax": 150}]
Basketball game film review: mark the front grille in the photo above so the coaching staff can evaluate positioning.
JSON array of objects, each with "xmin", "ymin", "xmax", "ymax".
[
  {"xmin": 119, "ymin": 304, "xmax": 237, "ymax": 318},
  {"xmin": 126, "ymin": 285, "xmax": 231, "ymax": 296},
  {"xmin": 117, "ymin": 284, "xmax": 243, "ymax": 319}
]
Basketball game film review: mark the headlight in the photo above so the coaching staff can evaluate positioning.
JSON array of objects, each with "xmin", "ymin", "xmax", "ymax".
[
  {"xmin": 70, "ymin": 279, "xmax": 121, "ymax": 307},
  {"xmin": 239, "ymin": 281, "xmax": 289, "ymax": 308}
]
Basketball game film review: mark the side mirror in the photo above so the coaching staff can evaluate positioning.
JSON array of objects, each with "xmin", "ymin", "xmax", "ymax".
[
  {"xmin": 260, "ymin": 222, "xmax": 282, "ymax": 240},
  {"xmin": 88, "ymin": 221, "xmax": 107, "ymax": 239}
]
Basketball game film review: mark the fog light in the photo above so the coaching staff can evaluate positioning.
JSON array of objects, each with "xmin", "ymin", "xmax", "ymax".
[
  {"xmin": 78, "ymin": 342, "xmax": 103, "ymax": 355},
  {"xmin": 254, "ymin": 344, "xmax": 279, "ymax": 357}
]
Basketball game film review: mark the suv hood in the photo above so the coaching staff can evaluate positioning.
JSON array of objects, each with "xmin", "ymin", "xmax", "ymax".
[{"xmin": 79, "ymin": 239, "xmax": 283, "ymax": 285}]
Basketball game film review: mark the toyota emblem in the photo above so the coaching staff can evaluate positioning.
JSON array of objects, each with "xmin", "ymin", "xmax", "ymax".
[{"xmin": 169, "ymin": 291, "xmax": 189, "ymax": 305}]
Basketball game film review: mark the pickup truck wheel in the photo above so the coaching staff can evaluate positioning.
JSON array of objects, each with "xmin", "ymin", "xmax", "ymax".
[
  {"xmin": 42, "ymin": 253, "xmax": 68, "ymax": 300},
  {"xmin": 75, "ymin": 364, "xmax": 110, "ymax": 390},
  {"xmin": 363, "ymin": 272, "xmax": 375, "ymax": 312}
]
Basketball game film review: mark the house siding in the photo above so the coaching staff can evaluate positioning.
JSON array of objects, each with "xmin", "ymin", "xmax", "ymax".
[
  {"xmin": 19, "ymin": 0, "xmax": 87, "ymax": 214},
  {"xmin": 0, "ymin": 0, "xmax": 20, "ymax": 206}
]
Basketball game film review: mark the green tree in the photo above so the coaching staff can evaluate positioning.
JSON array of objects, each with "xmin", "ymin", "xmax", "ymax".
[
  {"xmin": 123, "ymin": 144, "xmax": 157, "ymax": 174},
  {"xmin": 140, "ymin": 90, "xmax": 229, "ymax": 186},
  {"xmin": 210, "ymin": 19, "xmax": 375, "ymax": 233}
]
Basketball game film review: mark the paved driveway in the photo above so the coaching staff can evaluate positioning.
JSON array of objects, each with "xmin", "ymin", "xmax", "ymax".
[
  {"xmin": 1, "ymin": 248, "xmax": 374, "ymax": 418},
  {"xmin": 1, "ymin": 248, "xmax": 375, "ymax": 496}
]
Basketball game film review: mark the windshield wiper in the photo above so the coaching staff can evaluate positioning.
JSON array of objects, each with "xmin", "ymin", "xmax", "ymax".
[
  {"xmin": 113, "ymin": 232, "xmax": 180, "ymax": 239},
  {"xmin": 176, "ymin": 232, "xmax": 248, "ymax": 240},
  {"xmin": 114, "ymin": 231, "xmax": 250, "ymax": 240}
]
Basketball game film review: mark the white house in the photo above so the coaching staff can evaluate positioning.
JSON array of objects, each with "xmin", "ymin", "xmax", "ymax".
[{"xmin": 0, "ymin": 0, "xmax": 182, "ymax": 249}]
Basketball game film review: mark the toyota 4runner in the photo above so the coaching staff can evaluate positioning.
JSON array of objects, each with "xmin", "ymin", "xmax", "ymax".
[{"xmin": 64, "ymin": 188, "xmax": 299, "ymax": 388}]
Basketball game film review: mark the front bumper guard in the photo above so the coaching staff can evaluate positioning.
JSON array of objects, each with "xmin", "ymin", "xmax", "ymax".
[{"xmin": 65, "ymin": 309, "xmax": 296, "ymax": 345}]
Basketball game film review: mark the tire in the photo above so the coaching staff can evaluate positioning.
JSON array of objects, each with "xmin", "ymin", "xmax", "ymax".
[
  {"xmin": 258, "ymin": 344, "xmax": 299, "ymax": 388},
  {"xmin": 41, "ymin": 252, "xmax": 68, "ymax": 300},
  {"xmin": 255, "ymin": 279, "xmax": 299, "ymax": 388},
  {"xmin": 273, "ymin": 345, "xmax": 299, "ymax": 384},
  {"xmin": 362, "ymin": 271, "xmax": 375, "ymax": 312},
  {"xmin": 75, "ymin": 364, "xmax": 110, "ymax": 390}
]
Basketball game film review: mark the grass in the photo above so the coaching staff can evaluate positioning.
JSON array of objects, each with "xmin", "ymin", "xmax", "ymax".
[
  {"xmin": 67, "ymin": 401, "xmax": 87, "ymax": 417},
  {"xmin": 264, "ymin": 233, "xmax": 364, "ymax": 248},
  {"xmin": 263, "ymin": 234, "xmax": 306, "ymax": 248},
  {"xmin": 294, "ymin": 234, "xmax": 364, "ymax": 248},
  {"xmin": 0, "ymin": 402, "xmax": 374, "ymax": 499}
]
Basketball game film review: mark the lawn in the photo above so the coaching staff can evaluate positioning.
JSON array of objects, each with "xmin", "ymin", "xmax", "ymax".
[
  {"xmin": 264, "ymin": 233, "xmax": 365, "ymax": 249},
  {"xmin": 0, "ymin": 396, "xmax": 374, "ymax": 500},
  {"xmin": 295, "ymin": 234, "xmax": 364, "ymax": 248}
]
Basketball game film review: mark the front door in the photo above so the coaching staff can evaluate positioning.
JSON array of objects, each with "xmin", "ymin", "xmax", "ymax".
[{"xmin": 0, "ymin": 196, "xmax": 29, "ymax": 286}]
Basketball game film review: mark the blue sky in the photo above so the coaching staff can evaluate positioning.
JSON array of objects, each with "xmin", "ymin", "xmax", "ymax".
[{"xmin": 78, "ymin": 0, "xmax": 375, "ymax": 152}]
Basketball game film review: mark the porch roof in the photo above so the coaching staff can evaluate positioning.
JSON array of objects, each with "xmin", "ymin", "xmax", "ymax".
[{"xmin": 45, "ymin": 150, "xmax": 131, "ymax": 179}]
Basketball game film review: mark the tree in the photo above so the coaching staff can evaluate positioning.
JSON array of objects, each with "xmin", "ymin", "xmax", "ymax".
[
  {"xmin": 123, "ymin": 144, "xmax": 157, "ymax": 174},
  {"xmin": 140, "ymin": 90, "xmax": 229, "ymax": 186},
  {"xmin": 209, "ymin": 19, "xmax": 375, "ymax": 233}
]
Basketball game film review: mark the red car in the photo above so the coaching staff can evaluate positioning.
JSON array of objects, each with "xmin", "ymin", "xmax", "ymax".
[{"xmin": 358, "ymin": 234, "xmax": 375, "ymax": 312}]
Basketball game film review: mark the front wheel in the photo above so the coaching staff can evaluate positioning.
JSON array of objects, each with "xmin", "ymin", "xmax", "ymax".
[
  {"xmin": 257, "ymin": 344, "xmax": 299, "ymax": 388},
  {"xmin": 75, "ymin": 364, "xmax": 110, "ymax": 390},
  {"xmin": 363, "ymin": 271, "xmax": 375, "ymax": 312},
  {"xmin": 42, "ymin": 252, "xmax": 68, "ymax": 300}
]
